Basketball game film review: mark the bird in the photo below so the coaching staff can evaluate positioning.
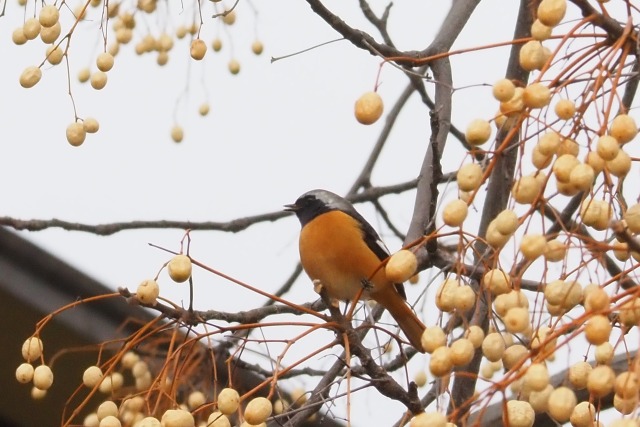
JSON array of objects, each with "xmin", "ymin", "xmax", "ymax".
[{"xmin": 285, "ymin": 189, "xmax": 425, "ymax": 352}]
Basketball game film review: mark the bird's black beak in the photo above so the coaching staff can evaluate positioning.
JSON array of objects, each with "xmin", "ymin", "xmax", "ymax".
[{"xmin": 284, "ymin": 203, "xmax": 299, "ymax": 212}]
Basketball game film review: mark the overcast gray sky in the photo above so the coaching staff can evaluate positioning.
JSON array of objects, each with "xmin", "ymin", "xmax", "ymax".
[{"xmin": 1, "ymin": 1, "xmax": 536, "ymax": 424}]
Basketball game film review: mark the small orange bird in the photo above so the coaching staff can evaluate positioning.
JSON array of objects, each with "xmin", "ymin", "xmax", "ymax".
[{"xmin": 285, "ymin": 189, "xmax": 425, "ymax": 352}]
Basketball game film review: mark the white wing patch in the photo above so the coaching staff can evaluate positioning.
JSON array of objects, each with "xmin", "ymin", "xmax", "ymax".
[{"xmin": 375, "ymin": 238, "xmax": 391, "ymax": 257}]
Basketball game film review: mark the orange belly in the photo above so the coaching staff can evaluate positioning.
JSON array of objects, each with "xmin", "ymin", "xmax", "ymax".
[{"xmin": 299, "ymin": 210, "xmax": 388, "ymax": 301}]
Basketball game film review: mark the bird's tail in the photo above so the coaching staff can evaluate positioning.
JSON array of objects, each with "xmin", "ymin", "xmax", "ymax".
[{"xmin": 382, "ymin": 294, "xmax": 426, "ymax": 353}]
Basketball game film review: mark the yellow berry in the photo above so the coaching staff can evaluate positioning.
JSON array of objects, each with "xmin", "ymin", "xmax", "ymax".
[
  {"xmin": 610, "ymin": 114, "xmax": 638, "ymax": 143},
  {"xmin": 503, "ymin": 307, "xmax": 529, "ymax": 333},
  {"xmin": 625, "ymin": 204, "xmax": 640, "ymax": 233},
  {"xmin": 222, "ymin": 10, "xmax": 236, "ymax": 25},
  {"xmin": 23, "ymin": 18, "xmax": 41, "ymax": 40},
  {"xmin": 528, "ymin": 384, "xmax": 553, "ymax": 413},
  {"xmin": 523, "ymin": 82, "xmax": 551, "ymax": 108},
  {"xmin": 31, "ymin": 386, "xmax": 47, "ymax": 400},
  {"xmin": 83, "ymin": 117, "xmax": 100, "ymax": 133},
  {"xmin": 580, "ymin": 198, "xmax": 612, "ymax": 231},
  {"xmin": 531, "ymin": 19, "xmax": 552, "ymax": 41},
  {"xmin": 568, "ymin": 361, "xmax": 592, "ymax": 389},
  {"xmin": 243, "ymin": 397, "xmax": 272, "ymax": 425},
  {"xmin": 421, "ymin": 325, "xmax": 446, "ymax": 353},
  {"xmin": 442, "ymin": 199, "xmax": 468, "ymax": 227},
  {"xmin": 483, "ymin": 268, "xmax": 511, "ymax": 295},
  {"xmin": 465, "ymin": 325, "xmax": 485, "ymax": 348},
  {"xmin": 228, "ymin": 59, "xmax": 241, "ymax": 75},
  {"xmin": 553, "ymin": 154, "xmax": 579, "ymax": 182},
  {"xmin": 435, "ymin": 278, "xmax": 458, "ymax": 312},
  {"xmin": 429, "ymin": 346, "xmax": 453, "ymax": 377},
  {"xmin": 453, "ymin": 285, "xmax": 476, "ymax": 312},
  {"xmin": 22, "ymin": 337, "xmax": 43, "ymax": 362},
  {"xmin": 615, "ymin": 371, "xmax": 640, "ymax": 399},
  {"xmin": 16, "ymin": 363, "xmax": 35, "ymax": 383},
  {"xmin": 136, "ymin": 279, "xmax": 160, "ymax": 305},
  {"xmin": 520, "ymin": 233, "xmax": 546, "ymax": 259},
  {"xmin": 531, "ymin": 144, "xmax": 553, "ymax": 169},
  {"xmin": 78, "ymin": 67, "xmax": 91, "ymax": 83},
  {"xmin": 171, "ymin": 125, "xmax": 184, "ymax": 143},
  {"xmin": 569, "ymin": 401, "xmax": 595, "ymax": 427},
  {"xmin": 606, "ymin": 149, "xmax": 631, "ymax": 177},
  {"xmin": 19, "ymin": 66, "xmax": 42, "ymax": 88},
  {"xmin": 12, "ymin": 27, "xmax": 27, "ymax": 45},
  {"xmin": 354, "ymin": 92, "xmax": 384, "ymax": 125},
  {"xmin": 456, "ymin": 163, "xmax": 483, "ymax": 191},
  {"xmin": 502, "ymin": 346, "xmax": 528, "ymax": 371},
  {"xmin": 584, "ymin": 285, "xmax": 610, "ymax": 312},
  {"xmin": 519, "ymin": 41, "xmax": 546, "ymax": 71},
  {"xmin": 66, "ymin": 122, "xmax": 87, "ymax": 147},
  {"xmin": 569, "ymin": 163, "xmax": 594, "ymax": 191},
  {"xmin": 46, "ymin": 45, "xmax": 64, "ymax": 65},
  {"xmin": 83, "ymin": 365, "xmax": 103, "ymax": 387},
  {"xmin": 251, "ymin": 40, "xmax": 264, "ymax": 55},
  {"xmin": 160, "ymin": 409, "xmax": 194, "ymax": 427},
  {"xmin": 187, "ymin": 391, "xmax": 206, "ymax": 410},
  {"xmin": 121, "ymin": 351, "xmax": 139, "ymax": 369},
  {"xmin": 537, "ymin": 0, "xmax": 567, "ymax": 27},
  {"xmin": 99, "ymin": 415, "xmax": 121, "ymax": 427},
  {"xmin": 199, "ymin": 103, "xmax": 210, "ymax": 116},
  {"xmin": 175, "ymin": 25, "xmax": 187, "ymax": 39},
  {"xmin": 584, "ymin": 314, "xmax": 611, "ymax": 345},
  {"xmin": 619, "ymin": 297, "xmax": 640, "ymax": 327},
  {"xmin": 168, "ymin": 255, "xmax": 192, "ymax": 283},
  {"xmin": 505, "ymin": 400, "xmax": 535, "ymax": 427},
  {"xmin": 538, "ymin": 132, "xmax": 561, "ymax": 155},
  {"xmin": 495, "ymin": 209, "xmax": 518, "ymax": 235},
  {"xmin": 190, "ymin": 39, "xmax": 207, "ymax": 60},
  {"xmin": 97, "ymin": 400, "xmax": 119, "ymax": 419},
  {"xmin": 90, "ymin": 71, "xmax": 108, "ymax": 90},
  {"xmin": 524, "ymin": 363, "xmax": 549, "ymax": 392},
  {"xmin": 413, "ymin": 371, "xmax": 428, "ymax": 387},
  {"xmin": 500, "ymin": 87, "xmax": 525, "ymax": 115},
  {"xmin": 512, "ymin": 175, "xmax": 541, "ymax": 204},
  {"xmin": 40, "ymin": 21, "xmax": 61, "ymax": 43},
  {"xmin": 554, "ymin": 99, "xmax": 575, "ymax": 120},
  {"xmin": 217, "ymin": 388, "xmax": 240, "ymax": 415},
  {"xmin": 596, "ymin": 135, "xmax": 620, "ymax": 161},
  {"xmin": 482, "ymin": 332, "xmax": 505, "ymax": 362},
  {"xmin": 39, "ymin": 5, "xmax": 60, "ymax": 27},
  {"xmin": 157, "ymin": 51, "xmax": 169, "ymax": 66},
  {"xmin": 385, "ymin": 250, "xmax": 417, "ymax": 283},
  {"xmin": 207, "ymin": 412, "xmax": 230, "ymax": 427},
  {"xmin": 450, "ymin": 338, "xmax": 474, "ymax": 366},
  {"xmin": 212, "ymin": 38, "xmax": 222, "ymax": 52},
  {"xmin": 547, "ymin": 386, "xmax": 576, "ymax": 422},
  {"xmin": 33, "ymin": 364, "xmax": 54, "ymax": 390},
  {"xmin": 587, "ymin": 365, "xmax": 615, "ymax": 397},
  {"xmin": 595, "ymin": 342, "xmax": 614, "ymax": 365},
  {"xmin": 465, "ymin": 119, "xmax": 492, "ymax": 145},
  {"xmin": 492, "ymin": 79, "xmax": 515, "ymax": 102},
  {"xmin": 544, "ymin": 239, "xmax": 567, "ymax": 262},
  {"xmin": 96, "ymin": 52, "xmax": 114, "ymax": 72},
  {"xmin": 410, "ymin": 412, "xmax": 447, "ymax": 427}
]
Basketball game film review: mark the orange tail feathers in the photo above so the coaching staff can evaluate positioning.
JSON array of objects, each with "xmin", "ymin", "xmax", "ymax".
[{"xmin": 377, "ymin": 291, "xmax": 426, "ymax": 353}]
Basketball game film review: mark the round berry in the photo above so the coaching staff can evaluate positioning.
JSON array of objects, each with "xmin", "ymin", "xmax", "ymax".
[
  {"xmin": 136, "ymin": 279, "xmax": 160, "ymax": 305},
  {"xmin": 66, "ymin": 122, "xmax": 87, "ymax": 147},
  {"xmin": 190, "ymin": 39, "xmax": 207, "ymax": 60},
  {"xmin": 168, "ymin": 255, "xmax": 192, "ymax": 283},
  {"xmin": 354, "ymin": 92, "xmax": 384, "ymax": 125},
  {"xmin": 385, "ymin": 250, "xmax": 417, "ymax": 283},
  {"xmin": 19, "ymin": 66, "xmax": 42, "ymax": 88}
]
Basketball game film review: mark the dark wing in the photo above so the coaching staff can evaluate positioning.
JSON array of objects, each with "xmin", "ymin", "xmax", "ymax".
[{"xmin": 351, "ymin": 210, "xmax": 408, "ymax": 301}]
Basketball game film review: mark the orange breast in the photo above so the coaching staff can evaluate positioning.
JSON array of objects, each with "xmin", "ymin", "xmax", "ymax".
[{"xmin": 298, "ymin": 210, "xmax": 388, "ymax": 301}]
